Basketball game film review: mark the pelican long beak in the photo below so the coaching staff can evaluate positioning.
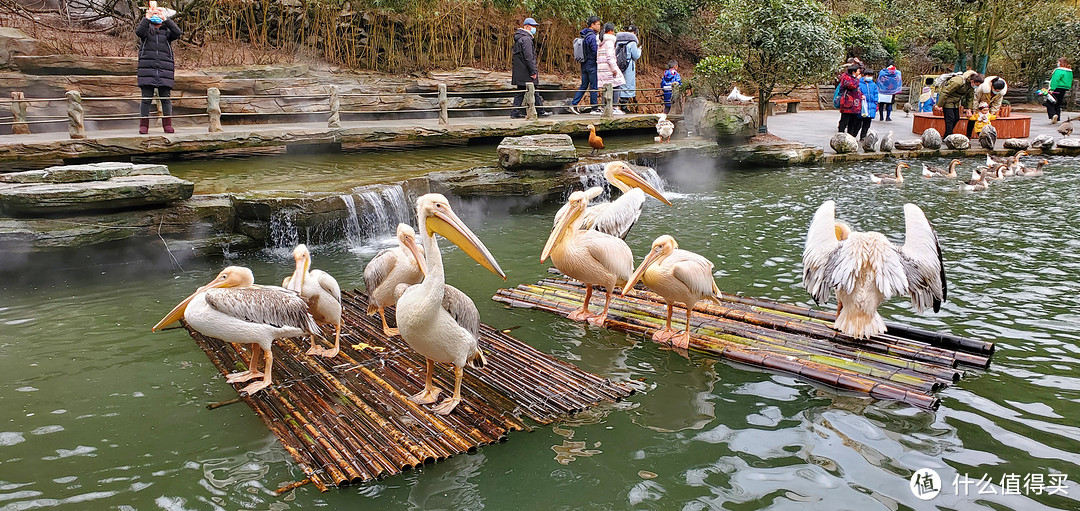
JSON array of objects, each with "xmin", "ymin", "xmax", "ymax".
[
  {"xmin": 286, "ymin": 255, "xmax": 309, "ymax": 293},
  {"xmin": 542, "ymin": 205, "xmax": 576, "ymax": 263},
  {"xmin": 428, "ymin": 208, "xmax": 506, "ymax": 280},
  {"xmin": 151, "ymin": 277, "xmax": 230, "ymax": 332},
  {"xmin": 617, "ymin": 166, "xmax": 672, "ymax": 206},
  {"xmin": 402, "ymin": 235, "xmax": 426, "ymax": 278},
  {"xmin": 622, "ymin": 248, "xmax": 662, "ymax": 295}
]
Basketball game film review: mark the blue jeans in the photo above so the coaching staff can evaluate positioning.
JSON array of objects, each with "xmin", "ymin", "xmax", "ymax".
[{"xmin": 571, "ymin": 63, "xmax": 598, "ymax": 107}]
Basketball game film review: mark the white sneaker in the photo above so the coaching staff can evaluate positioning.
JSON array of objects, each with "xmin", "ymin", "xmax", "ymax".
[
  {"xmin": 568, "ymin": 106, "xmax": 580, "ymax": 115},
  {"xmin": 589, "ymin": 109, "xmax": 602, "ymax": 115},
  {"xmin": 1051, "ymin": 115, "xmax": 1059, "ymax": 124},
  {"xmin": 613, "ymin": 108, "xmax": 625, "ymax": 115}
]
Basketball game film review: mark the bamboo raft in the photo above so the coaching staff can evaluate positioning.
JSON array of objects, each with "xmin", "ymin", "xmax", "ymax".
[
  {"xmin": 187, "ymin": 289, "xmax": 634, "ymax": 491},
  {"xmin": 493, "ymin": 277, "xmax": 996, "ymax": 411}
]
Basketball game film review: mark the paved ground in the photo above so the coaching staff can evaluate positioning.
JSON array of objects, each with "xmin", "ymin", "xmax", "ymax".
[{"xmin": 766, "ymin": 109, "xmax": 1077, "ymax": 153}]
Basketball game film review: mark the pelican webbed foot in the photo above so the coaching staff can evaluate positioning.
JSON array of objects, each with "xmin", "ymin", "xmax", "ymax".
[
  {"xmin": 431, "ymin": 396, "xmax": 462, "ymax": 415},
  {"xmin": 225, "ymin": 370, "xmax": 263, "ymax": 384},
  {"xmin": 586, "ymin": 314, "xmax": 608, "ymax": 327},
  {"xmin": 383, "ymin": 327, "xmax": 400, "ymax": 337},
  {"xmin": 240, "ymin": 379, "xmax": 271, "ymax": 395},
  {"xmin": 409, "ymin": 387, "xmax": 442, "ymax": 405},
  {"xmin": 670, "ymin": 332, "xmax": 691, "ymax": 350},
  {"xmin": 567, "ymin": 308, "xmax": 596, "ymax": 322},
  {"xmin": 305, "ymin": 344, "xmax": 338, "ymax": 358},
  {"xmin": 651, "ymin": 328, "xmax": 677, "ymax": 343}
]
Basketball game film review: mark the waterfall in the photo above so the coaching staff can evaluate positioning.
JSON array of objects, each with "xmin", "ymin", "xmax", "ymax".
[
  {"xmin": 340, "ymin": 194, "xmax": 364, "ymax": 248},
  {"xmin": 348, "ymin": 184, "xmax": 413, "ymax": 252},
  {"xmin": 268, "ymin": 208, "xmax": 299, "ymax": 251}
]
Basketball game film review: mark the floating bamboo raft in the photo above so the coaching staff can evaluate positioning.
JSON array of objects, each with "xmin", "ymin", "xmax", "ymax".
[
  {"xmin": 187, "ymin": 289, "xmax": 633, "ymax": 491},
  {"xmin": 494, "ymin": 277, "xmax": 995, "ymax": 411}
]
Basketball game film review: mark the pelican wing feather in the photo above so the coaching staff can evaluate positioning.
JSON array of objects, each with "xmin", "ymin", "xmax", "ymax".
[
  {"xmin": 898, "ymin": 203, "xmax": 947, "ymax": 312},
  {"xmin": 442, "ymin": 284, "xmax": 480, "ymax": 338},
  {"xmin": 363, "ymin": 247, "xmax": 398, "ymax": 296},
  {"xmin": 583, "ymin": 188, "xmax": 646, "ymax": 239},
  {"xmin": 582, "ymin": 231, "xmax": 635, "ymax": 284},
  {"xmin": 802, "ymin": 201, "xmax": 842, "ymax": 303},
  {"xmin": 669, "ymin": 251, "xmax": 718, "ymax": 299},
  {"xmin": 311, "ymin": 269, "xmax": 342, "ymax": 303},
  {"xmin": 203, "ymin": 287, "xmax": 318, "ymax": 332}
]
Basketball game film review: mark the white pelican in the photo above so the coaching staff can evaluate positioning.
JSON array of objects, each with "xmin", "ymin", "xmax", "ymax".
[
  {"xmin": 543, "ymin": 187, "xmax": 634, "ymax": 326},
  {"xmin": 152, "ymin": 266, "xmax": 319, "ymax": 395},
  {"xmin": 622, "ymin": 235, "xmax": 721, "ymax": 349},
  {"xmin": 870, "ymin": 162, "xmax": 908, "ymax": 184},
  {"xmin": 802, "ymin": 201, "xmax": 947, "ymax": 339},
  {"xmin": 396, "ymin": 193, "xmax": 505, "ymax": 415},
  {"xmin": 554, "ymin": 161, "xmax": 671, "ymax": 240},
  {"xmin": 921, "ymin": 159, "xmax": 960, "ymax": 178},
  {"xmin": 656, "ymin": 113, "xmax": 675, "ymax": 143},
  {"xmin": 281, "ymin": 244, "xmax": 342, "ymax": 357},
  {"xmin": 364, "ymin": 223, "xmax": 426, "ymax": 336}
]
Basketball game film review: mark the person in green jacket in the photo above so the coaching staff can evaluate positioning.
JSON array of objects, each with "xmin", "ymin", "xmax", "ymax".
[
  {"xmin": 939, "ymin": 70, "xmax": 983, "ymax": 136},
  {"xmin": 1047, "ymin": 57, "xmax": 1073, "ymax": 123}
]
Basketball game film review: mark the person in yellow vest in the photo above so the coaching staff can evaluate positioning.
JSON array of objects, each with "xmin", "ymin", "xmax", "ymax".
[
  {"xmin": 970, "ymin": 102, "xmax": 994, "ymax": 137},
  {"xmin": 967, "ymin": 76, "xmax": 1006, "ymax": 137}
]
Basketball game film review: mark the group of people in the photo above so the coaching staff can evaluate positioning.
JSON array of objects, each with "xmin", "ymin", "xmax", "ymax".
[
  {"xmin": 835, "ymin": 59, "xmax": 904, "ymax": 141},
  {"xmin": 510, "ymin": 16, "xmax": 682, "ymax": 118}
]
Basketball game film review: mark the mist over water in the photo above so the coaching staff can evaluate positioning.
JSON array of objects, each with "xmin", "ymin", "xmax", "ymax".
[{"xmin": 2, "ymin": 149, "xmax": 1079, "ymax": 510}]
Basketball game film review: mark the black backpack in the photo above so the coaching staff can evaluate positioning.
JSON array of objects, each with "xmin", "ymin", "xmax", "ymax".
[{"xmin": 615, "ymin": 41, "xmax": 630, "ymax": 72}]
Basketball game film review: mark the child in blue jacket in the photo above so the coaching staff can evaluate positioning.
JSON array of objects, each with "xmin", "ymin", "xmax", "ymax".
[
  {"xmin": 857, "ymin": 70, "xmax": 879, "ymax": 141},
  {"xmin": 661, "ymin": 61, "xmax": 682, "ymax": 113}
]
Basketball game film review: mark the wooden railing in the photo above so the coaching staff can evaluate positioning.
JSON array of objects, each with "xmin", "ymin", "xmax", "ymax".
[{"xmin": 0, "ymin": 83, "xmax": 675, "ymax": 139}]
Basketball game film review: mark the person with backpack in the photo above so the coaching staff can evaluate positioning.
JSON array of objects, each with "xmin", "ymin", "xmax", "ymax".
[
  {"xmin": 836, "ymin": 64, "xmax": 863, "ymax": 137},
  {"xmin": 135, "ymin": 2, "xmax": 182, "ymax": 134},
  {"xmin": 509, "ymin": 17, "xmax": 551, "ymax": 118},
  {"xmin": 876, "ymin": 61, "xmax": 902, "ymax": 121},
  {"xmin": 858, "ymin": 69, "xmax": 879, "ymax": 140},
  {"xmin": 615, "ymin": 26, "xmax": 642, "ymax": 112},
  {"xmin": 660, "ymin": 61, "xmax": 681, "ymax": 114},
  {"xmin": 595, "ymin": 23, "xmax": 626, "ymax": 115},
  {"xmin": 939, "ymin": 70, "xmax": 983, "ymax": 136},
  {"xmin": 568, "ymin": 16, "xmax": 601, "ymax": 114}
]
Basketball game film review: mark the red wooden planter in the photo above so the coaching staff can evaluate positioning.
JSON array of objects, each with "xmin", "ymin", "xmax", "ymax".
[{"xmin": 912, "ymin": 113, "xmax": 1031, "ymax": 139}]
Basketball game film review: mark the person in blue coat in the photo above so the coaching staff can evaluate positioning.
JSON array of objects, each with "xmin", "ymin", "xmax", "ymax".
[
  {"xmin": 876, "ymin": 61, "xmax": 902, "ymax": 121},
  {"xmin": 569, "ymin": 16, "xmax": 601, "ymax": 114},
  {"xmin": 858, "ymin": 69, "xmax": 879, "ymax": 141},
  {"xmin": 616, "ymin": 26, "xmax": 642, "ymax": 112}
]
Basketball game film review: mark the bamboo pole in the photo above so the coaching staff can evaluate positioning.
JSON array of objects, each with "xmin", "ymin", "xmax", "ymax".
[{"xmin": 10, "ymin": 92, "xmax": 28, "ymax": 135}]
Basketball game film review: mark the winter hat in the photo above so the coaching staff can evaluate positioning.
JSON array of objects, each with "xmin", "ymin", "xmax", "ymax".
[
  {"xmin": 919, "ymin": 87, "xmax": 932, "ymax": 103},
  {"xmin": 978, "ymin": 102, "xmax": 989, "ymax": 110}
]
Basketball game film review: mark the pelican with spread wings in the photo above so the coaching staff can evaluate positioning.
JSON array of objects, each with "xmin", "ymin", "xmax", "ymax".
[
  {"xmin": 554, "ymin": 161, "xmax": 671, "ymax": 240},
  {"xmin": 802, "ymin": 201, "xmax": 947, "ymax": 339}
]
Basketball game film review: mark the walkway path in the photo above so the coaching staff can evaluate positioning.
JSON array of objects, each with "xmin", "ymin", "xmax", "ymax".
[
  {"xmin": 766, "ymin": 109, "xmax": 1076, "ymax": 153},
  {"xmin": 0, "ymin": 113, "xmax": 663, "ymax": 164}
]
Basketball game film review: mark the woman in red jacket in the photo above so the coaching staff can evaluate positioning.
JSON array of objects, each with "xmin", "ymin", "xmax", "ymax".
[{"xmin": 837, "ymin": 64, "xmax": 863, "ymax": 137}]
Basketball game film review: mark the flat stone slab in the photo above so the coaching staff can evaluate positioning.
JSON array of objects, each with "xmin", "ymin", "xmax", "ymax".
[
  {"xmin": 0, "ymin": 162, "xmax": 169, "ymax": 184},
  {"xmin": 733, "ymin": 141, "xmax": 823, "ymax": 167},
  {"xmin": 11, "ymin": 55, "xmax": 137, "ymax": 75},
  {"xmin": 0, "ymin": 174, "xmax": 194, "ymax": 215},
  {"xmin": 497, "ymin": 134, "xmax": 578, "ymax": 170}
]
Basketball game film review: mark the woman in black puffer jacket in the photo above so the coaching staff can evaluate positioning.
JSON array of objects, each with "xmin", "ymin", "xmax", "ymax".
[{"xmin": 135, "ymin": 6, "xmax": 182, "ymax": 134}]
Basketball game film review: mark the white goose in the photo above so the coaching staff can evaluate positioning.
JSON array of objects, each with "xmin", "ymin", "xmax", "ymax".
[
  {"xmin": 282, "ymin": 244, "xmax": 343, "ymax": 357},
  {"xmin": 395, "ymin": 194, "xmax": 505, "ymax": 415},
  {"xmin": 152, "ymin": 266, "xmax": 320, "ymax": 395},
  {"xmin": 802, "ymin": 201, "xmax": 947, "ymax": 339},
  {"xmin": 364, "ymin": 223, "xmax": 426, "ymax": 336},
  {"xmin": 656, "ymin": 113, "xmax": 675, "ymax": 142},
  {"xmin": 554, "ymin": 161, "xmax": 671, "ymax": 240}
]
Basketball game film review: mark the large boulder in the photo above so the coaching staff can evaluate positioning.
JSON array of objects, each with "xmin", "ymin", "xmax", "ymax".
[
  {"xmin": 0, "ymin": 28, "xmax": 38, "ymax": 66},
  {"xmin": 895, "ymin": 139, "xmax": 923, "ymax": 151},
  {"xmin": 880, "ymin": 130, "xmax": 895, "ymax": 152},
  {"xmin": 1057, "ymin": 138, "xmax": 1080, "ymax": 153},
  {"xmin": 682, "ymin": 98, "xmax": 758, "ymax": 139},
  {"xmin": 1031, "ymin": 134, "xmax": 1055, "ymax": 150},
  {"xmin": 944, "ymin": 134, "xmax": 970, "ymax": 149},
  {"xmin": 829, "ymin": 132, "xmax": 859, "ymax": 154},
  {"xmin": 732, "ymin": 141, "xmax": 822, "ymax": 167},
  {"xmin": 979, "ymin": 125, "xmax": 998, "ymax": 150},
  {"xmin": 1003, "ymin": 138, "xmax": 1030, "ymax": 150},
  {"xmin": 921, "ymin": 128, "xmax": 943, "ymax": 149},
  {"xmin": 861, "ymin": 130, "xmax": 879, "ymax": 152},
  {"xmin": 0, "ymin": 174, "xmax": 194, "ymax": 216},
  {"xmin": 497, "ymin": 134, "xmax": 578, "ymax": 170}
]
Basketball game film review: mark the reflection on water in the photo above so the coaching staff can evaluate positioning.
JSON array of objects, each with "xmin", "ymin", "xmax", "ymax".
[{"xmin": 1, "ymin": 152, "xmax": 1079, "ymax": 509}]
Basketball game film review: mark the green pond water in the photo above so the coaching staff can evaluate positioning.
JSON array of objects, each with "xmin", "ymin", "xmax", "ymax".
[{"xmin": 2, "ymin": 148, "xmax": 1080, "ymax": 510}]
